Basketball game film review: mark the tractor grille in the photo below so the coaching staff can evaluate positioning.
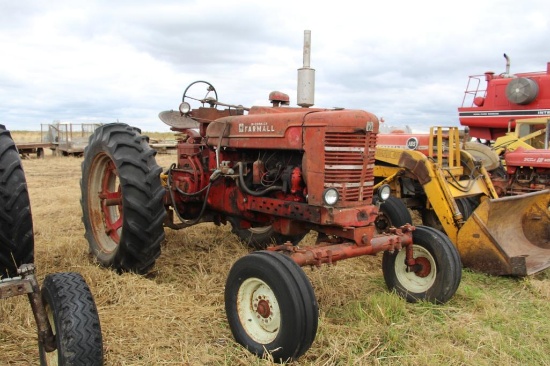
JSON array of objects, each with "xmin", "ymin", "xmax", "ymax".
[{"xmin": 324, "ymin": 132, "xmax": 376, "ymax": 202}]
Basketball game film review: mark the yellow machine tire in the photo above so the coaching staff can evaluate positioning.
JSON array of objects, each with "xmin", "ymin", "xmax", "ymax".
[{"xmin": 376, "ymin": 196, "xmax": 413, "ymax": 233}]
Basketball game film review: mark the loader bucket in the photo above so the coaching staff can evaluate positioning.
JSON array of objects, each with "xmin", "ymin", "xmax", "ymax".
[{"xmin": 457, "ymin": 190, "xmax": 550, "ymax": 276}]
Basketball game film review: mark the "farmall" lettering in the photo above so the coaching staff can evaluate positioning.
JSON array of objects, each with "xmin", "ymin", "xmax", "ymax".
[{"xmin": 238, "ymin": 122, "xmax": 275, "ymax": 133}]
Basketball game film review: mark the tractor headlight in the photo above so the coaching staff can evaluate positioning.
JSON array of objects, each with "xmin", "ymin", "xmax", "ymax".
[
  {"xmin": 378, "ymin": 184, "xmax": 391, "ymax": 202},
  {"xmin": 323, "ymin": 188, "xmax": 339, "ymax": 206},
  {"xmin": 179, "ymin": 101, "xmax": 191, "ymax": 115}
]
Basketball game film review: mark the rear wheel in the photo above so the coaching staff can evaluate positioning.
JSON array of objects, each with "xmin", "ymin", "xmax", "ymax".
[
  {"xmin": 39, "ymin": 272, "xmax": 103, "ymax": 366},
  {"xmin": 229, "ymin": 218, "xmax": 306, "ymax": 250},
  {"xmin": 0, "ymin": 125, "xmax": 34, "ymax": 279},
  {"xmin": 81, "ymin": 123, "xmax": 166, "ymax": 274},
  {"xmin": 382, "ymin": 225, "xmax": 462, "ymax": 304},
  {"xmin": 375, "ymin": 196, "xmax": 412, "ymax": 233},
  {"xmin": 225, "ymin": 251, "xmax": 318, "ymax": 362}
]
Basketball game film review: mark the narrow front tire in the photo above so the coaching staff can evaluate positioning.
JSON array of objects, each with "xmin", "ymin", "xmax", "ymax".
[
  {"xmin": 39, "ymin": 272, "xmax": 103, "ymax": 366},
  {"xmin": 225, "ymin": 251, "xmax": 318, "ymax": 362},
  {"xmin": 382, "ymin": 225, "xmax": 462, "ymax": 304}
]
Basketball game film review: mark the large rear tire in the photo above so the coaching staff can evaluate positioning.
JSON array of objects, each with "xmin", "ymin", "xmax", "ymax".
[
  {"xmin": 81, "ymin": 123, "xmax": 166, "ymax": 274},
  {"xmin": 39, "ymin": 272, "xmax": 103, "ymax": 366},
  {"xmin": 225, "ymin": 251, "xmax": 318, "ymax": 362},
  {"xmin": 0, "ymin": 124, "xmax": 34, "ymax": 279},
  {"xmin": 382, "ymin": 225, "xmax": 462, "ymax": 304}
]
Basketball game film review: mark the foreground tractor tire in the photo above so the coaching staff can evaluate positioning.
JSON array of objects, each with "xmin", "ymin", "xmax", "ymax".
[
  {"xmin": 225, "ymin": 251, "xmax": 318, "ymax": 362},
  {"xmin": 382, "ymin": 225, "xmax": 462, "ymax": 304},
  {"xmin": 0, "ymin": 124, "xmax": 34, "ymax": 279},
  {"xmin": 228, "ymin": 218, "xmax": 307, "ymax": 250},
  {"xmin": 81, "ymin": 123, "xmax": 166, "ymax": 274},
  {"xmin": 375, "ymin": 196, "xmax": 413, "ymax": 233},
  {"xmin": 39, "ymin": 272, "xmax": 103, "ymax": 366}
]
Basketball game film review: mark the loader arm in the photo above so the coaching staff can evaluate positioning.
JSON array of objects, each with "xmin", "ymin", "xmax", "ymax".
[{"xmin": 374, "ymin": 147, "xmax": 478, "ymax": 244}]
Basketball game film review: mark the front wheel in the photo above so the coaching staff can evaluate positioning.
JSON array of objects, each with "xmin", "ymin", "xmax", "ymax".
[
  {"xmin": 81, "ymin": 123, "xmax": 166, "ymax": 274},
  {"xmin": 225, "ymin": 251, "xmax": 318, "ymax": 362},
  {"xmin": 382, "ymin": 225, "xmax": 462, "ymax": 304},
  {"xmin": 39, "ymin": 272, "xmax": 103, "ymax": 366}
]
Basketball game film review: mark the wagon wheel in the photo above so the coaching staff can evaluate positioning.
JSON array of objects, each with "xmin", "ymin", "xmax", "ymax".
[
  {"xmin": 225, "ymin": 251, "xmax": 318, "ymax": 362},
  {"xmin": 39, "ymin": 272, "xmax": 103, "ymax": 365},
  {"xmin": 382, "ymin": 225, "xmax": 462, "ymax": 304},
  {"xmin": 228, "ymin": 218, "xmax": 307, "ymax": 250},
  {"xmin": 0, "ymin": 124, "xmax": 34, "ymax": 279},
  {"xmin": 375, "ymin": 196, "xmax": 412, "ymax": 233},
  {"xmin": 81, "ymin": 123, "xmax": 166, "ymax": 274}
]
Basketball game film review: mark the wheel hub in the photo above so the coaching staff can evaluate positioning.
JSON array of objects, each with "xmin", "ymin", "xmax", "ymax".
[
  {"xmin": 412, "ymin": 257, "xmax": 431, "ymax": 277},
  {"xmin": 254, "ymin": 296, "xmax": 271, "ymax": 319}
]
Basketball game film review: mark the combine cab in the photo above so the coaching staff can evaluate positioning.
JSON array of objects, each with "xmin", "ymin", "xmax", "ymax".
[{"xmin": 376, "ymin": 127, "xmax": 550, "ymax": 276}]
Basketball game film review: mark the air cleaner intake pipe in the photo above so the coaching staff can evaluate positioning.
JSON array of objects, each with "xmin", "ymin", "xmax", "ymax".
[{"xmin": 297, "ymin": 30, "xmax": 315, "ymax": 107}]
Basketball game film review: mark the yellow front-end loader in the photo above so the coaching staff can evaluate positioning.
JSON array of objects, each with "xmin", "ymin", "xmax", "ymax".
[{"xmin": 375, "ymin": 126, "xmax": 550, "ymax": 276}]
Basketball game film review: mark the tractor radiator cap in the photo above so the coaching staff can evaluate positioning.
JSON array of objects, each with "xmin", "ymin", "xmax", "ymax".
[
  {"xmin": 158, "ymin": 110, "xmax": 200, "ymax": 129},
  {"xmin": 506, "ymin": 77, "xmax": 539, "ymax": 105}
]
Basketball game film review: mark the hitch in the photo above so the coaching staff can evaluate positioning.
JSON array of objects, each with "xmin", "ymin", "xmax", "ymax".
[{"xmin": 0, "ymin": 264, "xmax": 56, "ymax": 352}]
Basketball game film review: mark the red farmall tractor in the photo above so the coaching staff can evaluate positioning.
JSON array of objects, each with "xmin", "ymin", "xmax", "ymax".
[{"xmin": 80, "ymin": 33, "xmax": 461, "ymax": 362}]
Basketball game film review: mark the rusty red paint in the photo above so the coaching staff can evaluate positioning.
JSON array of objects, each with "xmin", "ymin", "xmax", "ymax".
[
  {"xmin": 100, "ymin": 160, "xmax": 122, "ymax": 243},
  {"xmin": 269, "ymin": 226, "xmax": 414, "ymax": 267},
  {"xmin": 256, "ymin": 299, "xmax": 271, "ymax": 318},
  {"xmin": 413, "ymin": 257, "xmax": 432, "ymax": 277}
]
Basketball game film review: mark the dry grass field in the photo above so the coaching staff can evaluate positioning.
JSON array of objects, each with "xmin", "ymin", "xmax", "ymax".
[{"xmin": 1, "ymin": 130, "xmax": 549, "ymax": 365}]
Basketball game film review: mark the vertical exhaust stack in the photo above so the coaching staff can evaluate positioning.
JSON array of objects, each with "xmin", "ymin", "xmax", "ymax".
[
  {"xmin": 503, "ymin": 53, "xmax": 511, "ymax": 77},
  {"xmin": 297, "ymin": 30, "xmax": 315, "ymax": 107}
]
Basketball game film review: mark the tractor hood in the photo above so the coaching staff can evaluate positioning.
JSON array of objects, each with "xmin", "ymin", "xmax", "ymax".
[{"xmin": 205, "ymin": 107, "xmax": 379, "ymax": 150}]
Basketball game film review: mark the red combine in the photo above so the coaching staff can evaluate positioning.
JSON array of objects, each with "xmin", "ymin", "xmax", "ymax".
[
  {"xmin": 457, "ymin": 55, "xmax": 550, "ymax": 195},
  {"xmin": 458, "ymin": 54, "xmax": 550, "ymax": 141}
]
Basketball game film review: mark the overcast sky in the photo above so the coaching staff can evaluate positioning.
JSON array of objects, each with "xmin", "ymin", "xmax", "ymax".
[{"xmin": 1, "ymin": 0, "xmax": 549, "ymax": 132}]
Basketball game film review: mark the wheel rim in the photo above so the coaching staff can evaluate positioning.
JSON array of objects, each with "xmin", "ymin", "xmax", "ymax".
[
  {"xmin": 43, "ymin": 303, "xmax": 58, "ymax": 365},
  {"xmin": 88, "ymin": 152, "xmax": 122, "ymax": 253},
  {"xmin": 237, "ymin": 278, "xmax": 281, "ymax": 344},
  {"xmin": 394, "ymin": 245, "xmax": 437, "ymax": 292},
  {"xmin": 375, "ymin": 212, "xmax": 391, "ymax": 232}
]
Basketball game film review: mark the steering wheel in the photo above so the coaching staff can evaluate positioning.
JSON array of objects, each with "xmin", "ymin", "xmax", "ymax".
[{"xmin": 181, "ymin": 81, "xmax": 218, "ymax": 108}]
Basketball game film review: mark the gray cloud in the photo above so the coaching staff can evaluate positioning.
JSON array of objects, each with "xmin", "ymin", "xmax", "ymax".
[{"xmin": 1, "ymin": 0, "xmax": 549, "ymax": 132}]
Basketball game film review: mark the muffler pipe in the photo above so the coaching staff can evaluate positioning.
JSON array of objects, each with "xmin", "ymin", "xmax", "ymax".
[
  {"xmin": 503, "ymin": 53, "xmax": 511, "ymax": 76},
  {"xmin": 297, "ymin": 30, "xmax": 315, "ymax": 107}
]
